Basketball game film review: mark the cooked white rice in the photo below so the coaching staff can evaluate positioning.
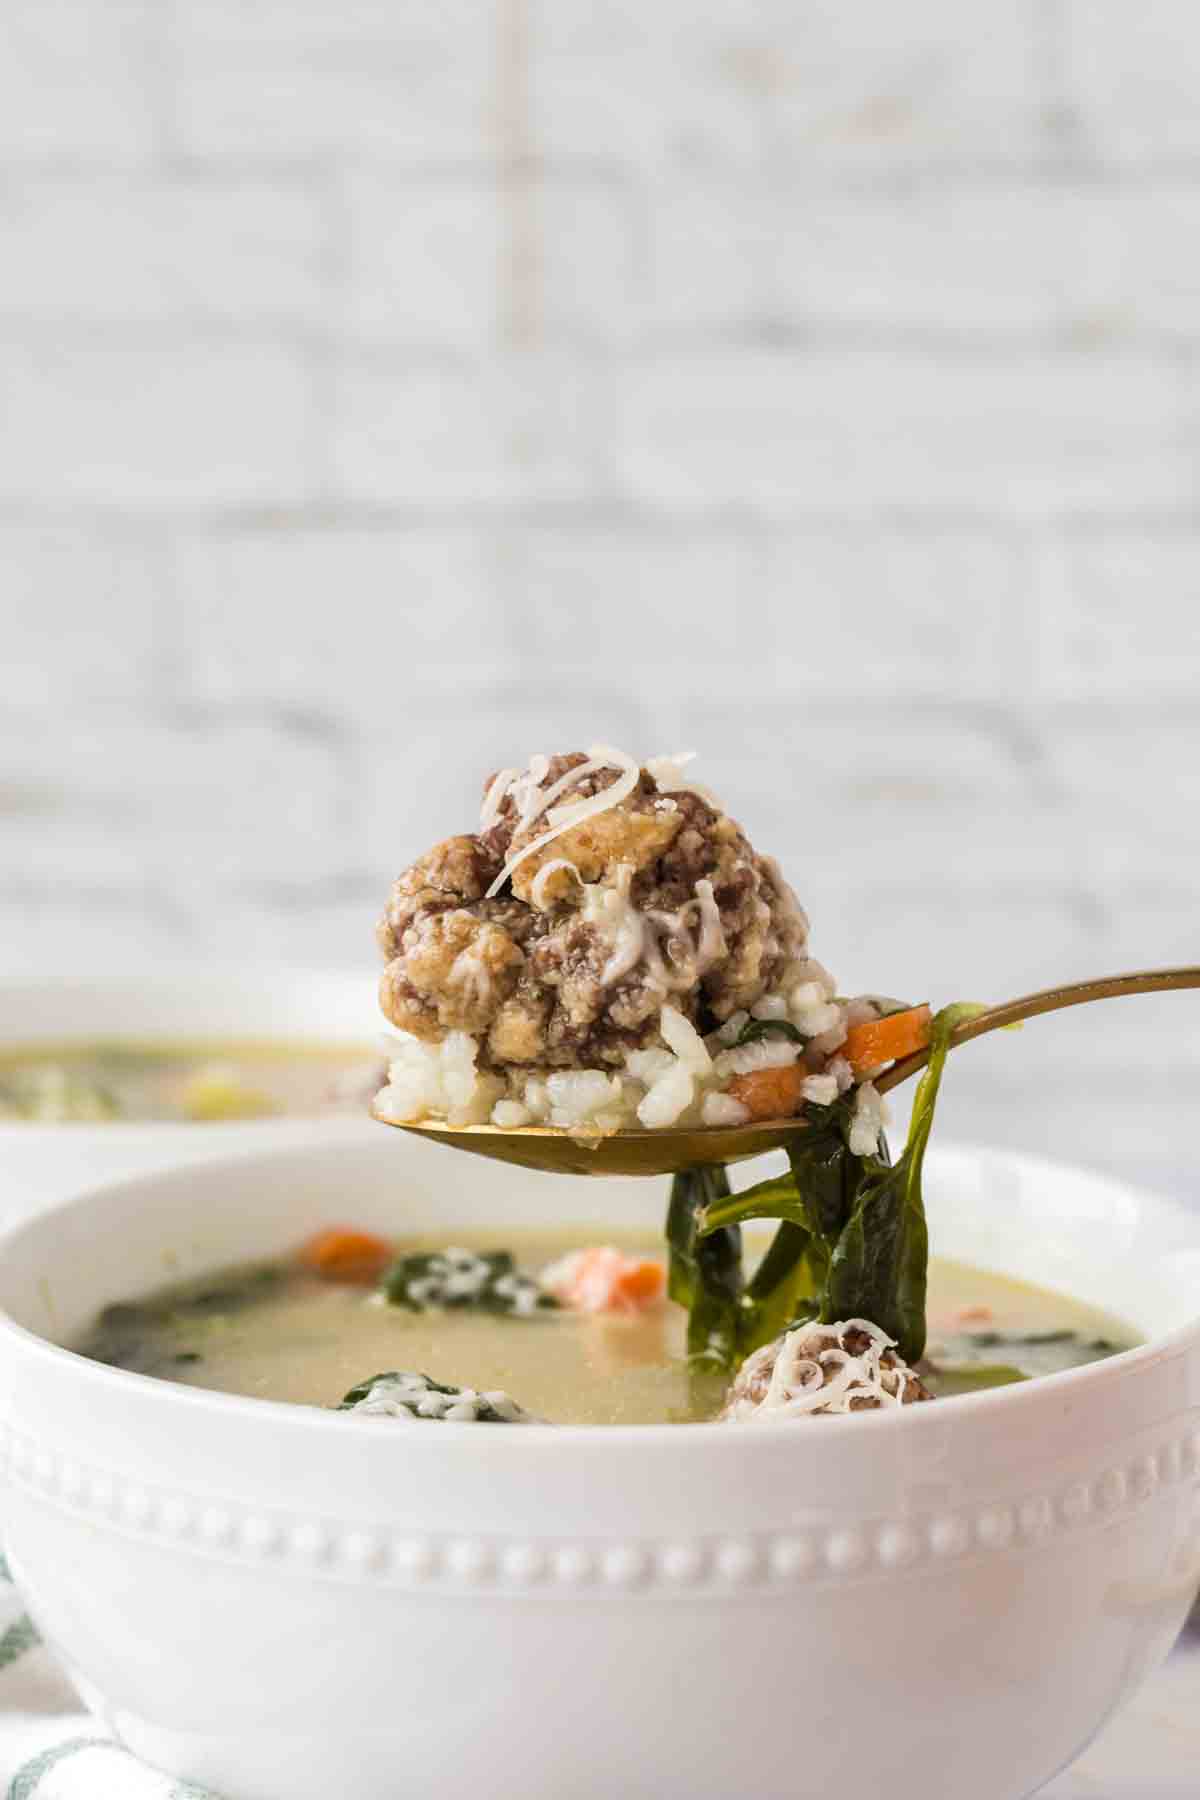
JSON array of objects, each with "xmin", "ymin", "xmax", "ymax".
[{"xmin": 374, "ymin": 956, "xmax": 895, "ymax": 1140}]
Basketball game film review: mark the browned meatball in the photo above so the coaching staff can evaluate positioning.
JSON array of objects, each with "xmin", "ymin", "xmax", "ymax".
[
  {"xmin": 721, "ymin": 1321, "xmax": 932, "ymax": 1421},
  {"xmin": 377, "ymin": 755, "xmax": 810, "ymax": 1070}
]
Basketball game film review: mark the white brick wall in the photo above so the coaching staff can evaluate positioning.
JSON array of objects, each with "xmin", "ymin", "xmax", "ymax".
[
  {"xmin": 618, "ymin": 348, "xmax": 1197, "ymax": 513},
  {"xmin": 1, "ymin": 174, "xmax": 328, "ymax": 329},
  {"xmin": 172, "ymin": 1, "xmax": 497, "ymax": 160},
  {"xmin": 0, "ymin": 1, "xmax": 160, "ymax": 160},
  {"xmin": 1, "ymin": 0, "xmax": 1199, "ymax": 1191},
  {"xmin": 0, "ymin": 338, "xmax": 314, "ymax": 506}
]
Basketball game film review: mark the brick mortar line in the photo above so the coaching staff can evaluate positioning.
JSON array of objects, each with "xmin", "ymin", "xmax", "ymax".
[
  {"xmin": 7, "ymin": 151, "xmax": 1200, "ymax": 187},
  {"xmin": 5, "ymin": 500, "xmax": 1200, "ymax": 533},
  {"xmin": 4, "ymin": 321, "xmax": 1200, "ymax": 362},
  {"xmin": 0, "ymin": 151, "xmax": 634, "ymax": 184},
  {"xmin": 2, "ymin": 693, "xmax": 1198, "ymax": 731},
  {"xmin": 496, "ymin": 0, "xmax": 539, "ymax": 351}
]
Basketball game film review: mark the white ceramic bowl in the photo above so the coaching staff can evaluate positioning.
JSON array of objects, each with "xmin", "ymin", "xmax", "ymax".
[
  {"xmin": 0, "ymin": 969, "xmax": 380, "ymax": 1219},
  {"xmin": 1, "ymin": 1135, "xmax": 1199, "ymax": 1800}
]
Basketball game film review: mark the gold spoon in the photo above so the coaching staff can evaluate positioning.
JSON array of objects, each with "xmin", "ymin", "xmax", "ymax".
[{"xmin": 373, "ymin": 966, "xmax": 1200, "ymax": 1178}]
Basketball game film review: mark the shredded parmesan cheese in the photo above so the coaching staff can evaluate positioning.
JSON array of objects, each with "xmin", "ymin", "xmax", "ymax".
[
  {"xmin": 724, "ymin": 1319, "xmax": 924, "ymax": 1422},
  {"xmin": 636, "ymin": 882, "xmax": 729, "ymax": 996},
  {"xmin": 530, "ymin": 857, "xmax": 582, "ymax": 911},
  {"xmin": 485, "ymin": 745, "xmax": 640, "ymax": 900},
  {"xmin": 695, "ymin": 878, "xmax": 727, "ymax": 967},
  {"xmin": 590, "ymin": 866, "xmax": 648, "ymax": 986},
  {"xmin": 479, "ymin": 768, "xmax": 518, "ymax": 830},
  {"xmin": 646, "ymin": 750, "xmax": 722, "ymax": 807},
  {"xmin": 582, "ymin": 868, "xmax": 734, "ymax": 997},
  {"xmin": 446, "ymin": 945, "xmax": 493, "ymax": 1011},
  {"xmin": 510, "ymin": 754, "xmax": 551, "ymax": 827}
]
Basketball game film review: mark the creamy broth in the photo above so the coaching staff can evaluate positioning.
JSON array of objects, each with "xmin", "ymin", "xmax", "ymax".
[
  {"xmin": 0, "ymin": 1039, "xmax": 384, "ymax": 1123},
  {"xmin": 74, "ymin": 1228, "xmax": 1137, "ymax": 1426}
]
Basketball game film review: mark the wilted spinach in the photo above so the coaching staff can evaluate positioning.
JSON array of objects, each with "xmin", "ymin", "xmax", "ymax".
[
  {"xmin": 666, "ymin": 1168, "xmax": 818, "ymax": 1370},
  {"xmin": 337, "ymin": 1370, "xmax": 538, "ymax": 1423},
  {"xmin": 381, "ymin": 1248, "xmax": 557, "ymax": 1317},
  {"xmin": 666, "ymin": 1164, "xmax": 743, "ymax": 1369},
  {"xmin": 727, "ymin": 1018, "xmax": 806, "ymax": 1048},
  {"xmin": 693, "ymin": 1003, "xmax": 982, "ymax": 1368}
]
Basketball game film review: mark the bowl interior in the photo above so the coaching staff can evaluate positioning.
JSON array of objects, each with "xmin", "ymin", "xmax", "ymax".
[{"xmin": 0, "ymin": 1133, "xmax": 1195, "ymax": 1353}]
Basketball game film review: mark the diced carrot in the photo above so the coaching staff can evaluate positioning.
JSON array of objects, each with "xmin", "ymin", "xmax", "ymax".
[
  {"xmin": 726, "ymin": 1063, "xmax": 807, "ymax": 1122},
  {"xmin": 839, "ymin": 1004, "xmax": 932, "ymax": 1077},
  {"xmin": 298, "ymin": 1227, "xmax": 392, "ymax": 1286},
  {"xmin": 613, "ymin": 1259, "xmax": 666, "ymax": 1306}
]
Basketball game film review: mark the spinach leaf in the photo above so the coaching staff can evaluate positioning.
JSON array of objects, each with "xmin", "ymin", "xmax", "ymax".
[
  {"xmin": 698, "ymin": 1107, "xmax": 872, "ymax": 1345},
  {"xmin": 337, "ymin": 1371, "xmax": 539, "ymax": 1423},
  {"xmin": 728, "ymin": 1018, "xmax": 807, "ymax": 1048},
  {"xmin": 694, "ymin": 1002, "xmax": 982, "ymax": 1368},
  {"xmin": 741, "ymin": 1221, "xmax": 816, "ymax": 1352},
  {"xmin": 675, "ymin": 1174, "xmax": 815, "ymax": 1364},
  {"xmin": 700, "ymin": 1171, "xmax": 810, "ymax": 1237},
  {"xmin": 824, "ymin": 1003, "xmax": 981, "ymax": 1362},
  {"xmin": 380, "ymin": 1248, "xmax": 557, "ymax": 1317},
  {"xmin": 786, "ymin": 1101, "xmax": 877, "ymax": 1291},
  {"xmin": 824, "ymin": 1166, "xmax": 927, "ymax": 1361},
  {"xmin": 666, "ymin": 1165, "xmax": 744, "ymax": 1369},
  {"xmin": 178, "ymin": 1265, "xmax": 285, "ymax": 1317},
  {"xmin": 966, "ymin": 1328, "xmax": 1078, "ymax": 1350},
  {"xmin": 937, "ymin": 1328, "xmax": 1124, "ymax": 1375}
]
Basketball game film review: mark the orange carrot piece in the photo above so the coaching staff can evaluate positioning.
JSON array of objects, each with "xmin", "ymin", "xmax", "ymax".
[
  {"xmin": 613, "ymin": 1259, "xmax": 666, "ymax": 1305},
  {"xmin": 298, "ymin": 1227, "xmax": 392, "ymax": 1286},
  {"xmin": 840, "ymin": 1004, "xmax": 932, "ymax": 1077},
  {"xmin": 726, "ymin": 1063, "xmax": 807, "ymax": 1122}
]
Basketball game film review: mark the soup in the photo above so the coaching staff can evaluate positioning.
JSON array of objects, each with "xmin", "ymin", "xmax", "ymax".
[
  {"xmin": 75, "ymin": 1226, "xmax": 1135, "ymax": 1426},
  {"xmin": 0, "ymin": 1039, "xmax": 385, "ymax": 1123}
]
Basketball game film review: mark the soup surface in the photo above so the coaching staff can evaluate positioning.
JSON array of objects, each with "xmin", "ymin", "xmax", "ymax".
[
  {"xmin": 75, "ymin": 1226, "xmax": 1136, "ymax": 1425},
  {"xmin": 0, "ymin": 1040, "xmax": 384, "ymax": 1123}
]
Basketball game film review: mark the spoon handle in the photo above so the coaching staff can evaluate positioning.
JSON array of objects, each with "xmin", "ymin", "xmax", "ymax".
[{"xmin": 875, "ymin": 965, "xmax": 1200, "ymax": 1097}]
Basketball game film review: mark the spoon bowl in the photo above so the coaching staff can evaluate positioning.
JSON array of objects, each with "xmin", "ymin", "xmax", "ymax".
[
  {"xmin": 374, "ymin": 966, "xmax": 1200, "ymax": 1178},
  {"xmin": 381, "ymin": 1114, "xmax": 803, "ymax": 1178}
]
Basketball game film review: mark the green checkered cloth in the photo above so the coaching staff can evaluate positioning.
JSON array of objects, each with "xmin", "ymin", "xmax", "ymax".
[{"xmin": 0, "ymin": 1555, "xmax": 219, "ymax": 1800}]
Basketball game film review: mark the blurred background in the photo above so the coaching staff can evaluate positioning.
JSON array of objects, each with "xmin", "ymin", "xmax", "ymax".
[{"xmin": 1, "ymin": 2, "xmax": 1197, "ymax": 1187}]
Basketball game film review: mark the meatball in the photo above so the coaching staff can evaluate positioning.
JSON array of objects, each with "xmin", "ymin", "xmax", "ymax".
[
  {"xmin": 376, "ymin": 836, "xmax": 540, "ymax": 1041},
  {"xmin": 721, "ymin": 1319, "xmax": 932, "ymax": 1420},
  {"xmin": 377, "ymin": 752, "xmax": 810, "ymax": 1071}
]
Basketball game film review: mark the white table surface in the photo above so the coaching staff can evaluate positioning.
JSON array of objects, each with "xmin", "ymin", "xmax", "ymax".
[{"xmin": 1043, "ymin": 1622, "xmax": 1200, "ymax": 1796}]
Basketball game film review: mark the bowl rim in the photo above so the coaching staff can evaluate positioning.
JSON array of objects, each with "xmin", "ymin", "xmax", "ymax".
[{"xmin": 0, "ymin": 1135, "xmax": 1195, "ymax": 1450}]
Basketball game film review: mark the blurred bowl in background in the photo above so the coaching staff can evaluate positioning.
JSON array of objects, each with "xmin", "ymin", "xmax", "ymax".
[{"xmin": 0, "ymin": 969, "xmax": 381, "ymax": 1221}]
